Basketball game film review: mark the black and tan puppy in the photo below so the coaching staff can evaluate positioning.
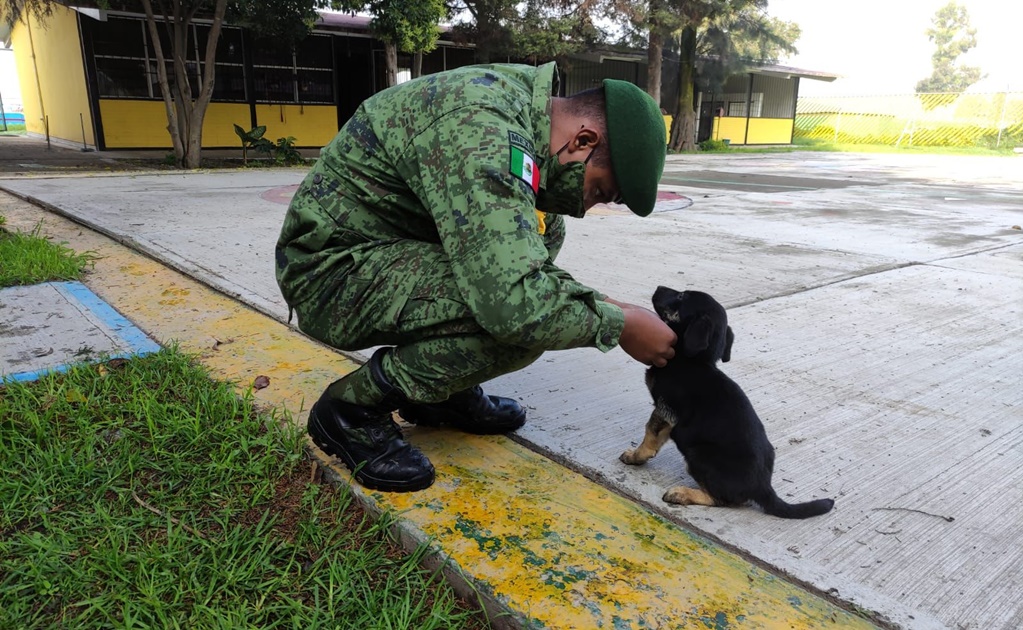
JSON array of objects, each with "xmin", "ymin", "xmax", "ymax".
[{"xmin": 620, "ymin": 287, "xmax": 834, "ymax": 519}]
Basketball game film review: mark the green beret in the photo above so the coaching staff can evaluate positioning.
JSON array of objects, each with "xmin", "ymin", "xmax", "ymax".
[{"xmin": 602, "ymin": 79, "xmax": 667, "ymax": 217}]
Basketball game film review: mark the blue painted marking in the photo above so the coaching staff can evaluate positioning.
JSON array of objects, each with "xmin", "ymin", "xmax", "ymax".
[
  {"xmin": 2, "ymin": 282, "xmax": 161, "ymax": 383},
  {"xmin": 52, "ymin": 282, "xmax": 161, "ymax": 355}
]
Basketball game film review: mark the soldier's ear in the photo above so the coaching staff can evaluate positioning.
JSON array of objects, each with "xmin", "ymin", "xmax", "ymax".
[{"xmin": 573, "ymin": 128, "xmax": 600, "ymax": 151}]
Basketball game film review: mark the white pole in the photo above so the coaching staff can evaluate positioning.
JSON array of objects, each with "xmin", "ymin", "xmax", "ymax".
[{"xmin": 995, "ymin": 85, "xmax": 1009, "ymax": 149}]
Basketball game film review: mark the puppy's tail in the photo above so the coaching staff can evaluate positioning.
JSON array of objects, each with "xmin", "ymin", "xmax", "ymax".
[{"xmin": 758, "ymin": 489, "xmax": 835, "ymax": 519}]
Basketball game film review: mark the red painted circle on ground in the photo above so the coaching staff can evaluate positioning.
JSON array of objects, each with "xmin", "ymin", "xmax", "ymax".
[{"xmin": 260, "ymin": 184, "xmax": 301, "ymax": 205}]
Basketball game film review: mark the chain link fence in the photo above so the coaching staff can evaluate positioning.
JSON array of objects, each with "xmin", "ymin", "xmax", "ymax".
[{"xmin": 794, "ymin": 92, "xmax": 1023, "ymax": 149}]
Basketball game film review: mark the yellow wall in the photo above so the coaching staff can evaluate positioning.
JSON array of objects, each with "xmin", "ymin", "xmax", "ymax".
[
  {"xmin": 712, "ymin": 117, "xmax": 749, "ymax": 145},
  {"xmin": 99, "ymin": 100, "xmax": 251, "ymax": 148},
  {"xmin": 204, "ymin": 104, "xmax": 254, "ymax": 146},
  {"xmin": 10, "ymin": 6, "xmax": 94, "ymax": 146},
  {"xmin": 711, "ymin": 117, "xmax": 795, "ymax": 146},
  {"xmin": 746, "ymin": 118, "xmax": 793, "ymax": 145},
  {"xmin": 255, "ymin": 104, "xmax": 337, "ymax": 147}
]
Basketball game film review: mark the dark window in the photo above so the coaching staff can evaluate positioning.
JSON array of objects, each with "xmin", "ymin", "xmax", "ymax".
[
  {"xmin": 296, "ymin": 36, "xmax": 332, "ymax": 68},
  {"xmin": 253, "ymin": 67, "xmax": 296, "ymax": 102},
  {"xmin": 252, "ymin": 35, "xmax": 333, "ymax": 104},
  {"xmin": 210, "ymin": 64, "xmax": 247, "ymax": 101},
  {"xmin": 298, "ymin": 69, "xmax": 333, "ymax": 103},
  {"xmin": 197, "ymin": 25, "xmax": 247, "ymax": 102},
  {"xmin": 92, "ymin": 18, "xmax": 146, "ymax": 57},
  {"xmin": 96, "ymin": 58, "xmax": 150, "ymax": 98},
  {"xmin": 91, "ymin": 16, "xmax": 245, "ymax": 102},
  {"xmin": 252, "ymin": 44, "xmax": 293, "ymax": 68}
]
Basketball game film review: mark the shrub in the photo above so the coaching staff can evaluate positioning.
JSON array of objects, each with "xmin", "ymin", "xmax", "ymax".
[{"xmin": 699, "ymin": 139, "xmax": 729, "ymax": 152}]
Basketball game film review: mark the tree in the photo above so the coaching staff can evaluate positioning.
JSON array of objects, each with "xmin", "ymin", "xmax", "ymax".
[
  {"xmin": 228, "ymin": 0, "xmax": 322, "ymax": 45},
  {"xmin": 4, "ymin": 0, "xmax": 330, "ymax": 169},
  {"xmin": 666, "ymin": 0, "xmax": 798, "ymax": 152},
  {"xmin": 0, "ymin": 0, "xmax": 55, "ymax": 26},
  {"xmin": 510, "ymin": 0, "xmax": 604, "ymax": 66},
  {"xmin": 373, "ymin": 0, "xmax": 446, "ymax": 84},
  {"xmin": 334, "ymin": 0, "xmax": 445, "ymax": 87},
  {"xmin": 916, "ymin": 1, "xmax": 982, "ymax": 94},
  {"xmin": 607, "ymin": 0, "xmax": 685, "ymax": 103},
  {"xmin": 608, "ymin": 0, "xmax": 796, "ymax": 150},
  {"xmin": 140, "ymin": 0, "xmax": 228, "ymax": 169},
  {"xmin": 447, "ymin": 0, "xmax": 517, "ymax": 63}
]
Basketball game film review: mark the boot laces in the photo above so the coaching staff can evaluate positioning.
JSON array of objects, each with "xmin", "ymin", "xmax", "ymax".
[{"xmin": 368, "ymin": 418, "xmax": 403, "ymax": 444}]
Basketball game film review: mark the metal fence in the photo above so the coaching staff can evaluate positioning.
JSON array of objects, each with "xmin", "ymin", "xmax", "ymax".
[{"xmin": 794, "ymin": 92, "xmax": 1023, "ymax": 148}]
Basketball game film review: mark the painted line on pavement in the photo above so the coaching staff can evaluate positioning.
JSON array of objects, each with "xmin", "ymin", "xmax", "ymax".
[{"xmin": 2, "ymin": 281, "xmax": 161, "ymax": 383}]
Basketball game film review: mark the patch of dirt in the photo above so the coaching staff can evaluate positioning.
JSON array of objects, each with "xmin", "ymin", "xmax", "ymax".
[{"xmin": 0, "ymin": 135, "xmax": 311, "ymax": 175}]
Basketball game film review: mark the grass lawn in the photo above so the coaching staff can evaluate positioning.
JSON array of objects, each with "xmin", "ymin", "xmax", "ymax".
[
  {"xmin": 756, "ymin": 137, "xmax": 1017, "ymax": 156},
  {"xmin": 0, "ymin": 216, "xmax": 490, "ymax": 628},
  {"xmin": 0, "ymin": 219, "xmax": 95, "ymax": 288},
  {"xmin": 682, "ymin": 137, "xmax": 1018, "ymax": 157},
  {"xmin": 0, "ymin": 349, "xmax": 490, "ymax": 629}
]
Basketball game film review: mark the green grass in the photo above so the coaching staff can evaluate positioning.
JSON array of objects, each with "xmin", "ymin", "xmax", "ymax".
[
  {"xmin": 0, "ymin": 122, "xmax": 26, "ymax": 134},
  {"xmin": 671, "ymin": 137, "xmax": 1017, "ymax": 156},
  {"xmin": 0, "ymin": 349, "xmax": 489, "ymax": 629},
  {"xmin": 773, "ymin": 137, "xmax": 1015, "ymax": 156},
  {"xmin": 0, "ymin": 220, "xmax": 96, "ymax": 287}
]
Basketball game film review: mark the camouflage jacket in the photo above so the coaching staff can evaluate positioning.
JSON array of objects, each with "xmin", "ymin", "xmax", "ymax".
[{"xmin": 276, "ymin": 62, "xmax": 625, "ymax": 352}]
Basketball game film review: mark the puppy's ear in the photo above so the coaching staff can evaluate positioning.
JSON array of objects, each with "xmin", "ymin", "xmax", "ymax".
[
  {"xmin": 682, "ymin": 315, "xmax": 713, "ymax": 357},
  {"xmin": 722, "ymin": 326, "xmax": 734, "ymax": 363}
]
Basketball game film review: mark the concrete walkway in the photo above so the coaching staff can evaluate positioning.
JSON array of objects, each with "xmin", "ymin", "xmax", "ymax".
[{"xmin": 2, "ymin": 148, "xmax": 1021, "ymax": 629}]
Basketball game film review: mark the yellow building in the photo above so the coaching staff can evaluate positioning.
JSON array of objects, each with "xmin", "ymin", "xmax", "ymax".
[
  {"xmin": 3, "ymin": 7, "xmax": 477, "ymax": 151},
  {"xmin": 695, "ymin": 66, "xmax": 838, "ymax": 146},
  {"xmin": 4, "ymin": 6, "xmax": 834, "ymax": 151}
]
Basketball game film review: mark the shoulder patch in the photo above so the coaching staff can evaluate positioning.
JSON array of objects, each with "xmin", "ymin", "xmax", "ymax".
[
  {"xmin": 508, "ymin": 131, "xmax": 539, "ymax": 194},
  {"xmin": 508, "ymin": 130, "xmax": 534, "ymax": 154}
]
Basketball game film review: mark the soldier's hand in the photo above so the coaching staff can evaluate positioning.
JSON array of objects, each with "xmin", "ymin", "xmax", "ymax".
[{"xmin": 614, "ymin": 302, "xmax": 677, "ymax": 367}]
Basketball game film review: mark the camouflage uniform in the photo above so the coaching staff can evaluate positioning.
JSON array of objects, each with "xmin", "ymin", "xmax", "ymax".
[{"xmin": 275, "ymin": 62, "xmax": 625, "ymax": 405}]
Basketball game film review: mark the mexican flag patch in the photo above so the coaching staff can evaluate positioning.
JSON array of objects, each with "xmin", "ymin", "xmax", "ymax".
[{"xmin": 510, "ymin": 145, "xmax": 540, "ymax": 193}]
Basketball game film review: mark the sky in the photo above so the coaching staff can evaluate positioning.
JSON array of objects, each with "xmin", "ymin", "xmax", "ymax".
[
  {"xmin": 767, "ymin": 0, "xmax": 1022, "ymax": 96},
  {"xmin": 0, "ymin": 49, "xmax": 20, "ymax": 110}
]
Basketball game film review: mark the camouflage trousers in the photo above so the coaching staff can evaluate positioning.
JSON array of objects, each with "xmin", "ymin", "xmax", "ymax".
[{"xmin": 289, "ymin": 236, "xmax": 562, "ymax": 407}]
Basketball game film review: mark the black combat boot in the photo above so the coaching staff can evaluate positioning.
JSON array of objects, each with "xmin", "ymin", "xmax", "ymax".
[
  {"xmin": 307, "ymin": 348, "xmax": 435, "ymax": 492},
  {"xmin": 399, "ymin": 386, "xmax": 526, "ymax": 435}
]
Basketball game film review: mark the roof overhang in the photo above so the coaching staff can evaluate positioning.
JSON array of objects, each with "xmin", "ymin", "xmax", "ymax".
[
  {"xmin": 571, "ymin": 50, "xmax": 838, "ymax": 83},
  {"xmin": 745, "ymin": 62, "xmax": 838, "ymax": 82}
]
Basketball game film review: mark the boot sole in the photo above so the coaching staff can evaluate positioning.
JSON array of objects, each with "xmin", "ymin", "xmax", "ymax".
[{"xmin": 307, "ymin": 411, "xmax": 435, "ymax": 493}]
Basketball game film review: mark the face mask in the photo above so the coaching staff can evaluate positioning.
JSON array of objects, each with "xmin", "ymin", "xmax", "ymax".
[{"xmin": 535, "ymin": 140, "xmax": 593, "ymax": 218}]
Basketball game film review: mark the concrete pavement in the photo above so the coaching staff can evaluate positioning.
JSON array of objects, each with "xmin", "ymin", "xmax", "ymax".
[{"xmin": 2, "ymin": 148, "xmax": 1021, "ymax": 629}]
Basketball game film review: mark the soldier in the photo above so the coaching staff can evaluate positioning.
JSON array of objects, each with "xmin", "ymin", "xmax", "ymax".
[{"xmin": 276, "ymin": 61, "xmax": 675, "ymax": 492}]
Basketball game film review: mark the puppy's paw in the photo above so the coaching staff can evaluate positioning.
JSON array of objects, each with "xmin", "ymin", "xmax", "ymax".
[
  {"xmin": 620, "ymin": 448, "xmax": 647, "ymax": 466},
  {"xmin": 663, "ymin": 486, "xmax": 716, "ymax": 507}
]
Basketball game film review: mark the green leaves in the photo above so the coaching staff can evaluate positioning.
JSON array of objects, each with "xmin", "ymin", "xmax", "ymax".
[
  {"xmin": 916, "ymin": 1, "xmax": 983, "ymax": 94},
  {"xmin": 233, "ymin": 124, "xmax": 267, "ymax": 144}
]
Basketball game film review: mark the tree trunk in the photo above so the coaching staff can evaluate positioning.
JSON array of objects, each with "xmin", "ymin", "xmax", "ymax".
[
  {"xmin": 181, "ymin": 0, "xmax": 226, "ymax": 168},
  {"xmin": 141, "ymin": 0, "xmax": 183, "ymax": 164},
  {"xmin": 140, "ymin": 0, "xmax": 226, "ymax": 169},
  {"xmin": 384, "ymin": 41, "xmax": 398, "ymax": 87},
  {"xmin": 646, "ymin": 1, "xmax": 662, "ymax": 105},
  {"xmin": 413, "ymin": 52, "xmax": 423, "ymax": 79},
  {"xmin": 669, "ymin": 25, "xmax": 698, "ymax": 152},
  {"xmin": 475, "ymin": 10, "xmax": 492, "ymax": 63}
]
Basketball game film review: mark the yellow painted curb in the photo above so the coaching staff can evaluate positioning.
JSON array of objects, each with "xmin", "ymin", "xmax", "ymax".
[{"xmin": 1, "ymin": 192, "xmax": 879, "ymax": 630}]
